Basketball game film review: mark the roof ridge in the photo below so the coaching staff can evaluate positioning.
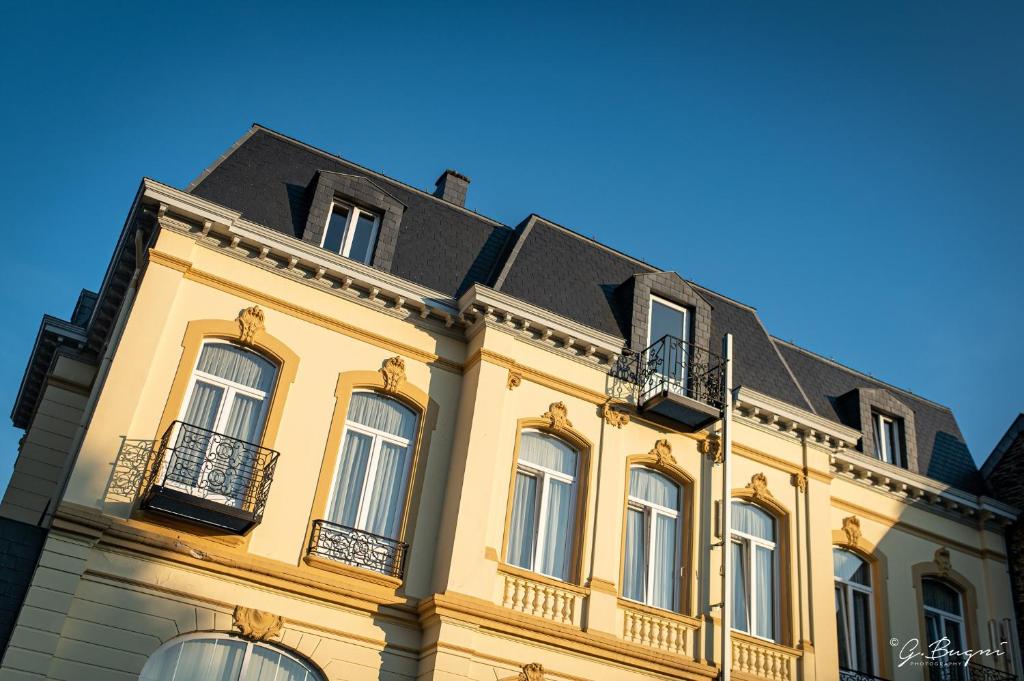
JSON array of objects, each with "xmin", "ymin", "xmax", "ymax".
[
  {"xmin": 248, "ymin": 124, "xmax": 511, "ymax": 229},
  {"xmin": 772, "ymin": 336, "xmax": 956, "ymax": 412}
]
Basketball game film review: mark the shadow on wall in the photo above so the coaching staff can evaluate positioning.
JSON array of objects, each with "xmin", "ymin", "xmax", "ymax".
[{"xmin": 926, "ymin": 431, "xmax": 982, "ymax": 494}]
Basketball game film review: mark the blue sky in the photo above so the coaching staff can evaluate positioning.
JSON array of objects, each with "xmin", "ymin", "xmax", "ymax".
[{"xmin": 1, "ymin": 2, "xmax": 1022, "ymax": 493}]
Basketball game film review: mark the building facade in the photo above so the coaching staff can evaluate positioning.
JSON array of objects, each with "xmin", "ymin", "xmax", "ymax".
[{"xmin": 0, "ymin": 126, "xmax": 1019, "ymax": 681}]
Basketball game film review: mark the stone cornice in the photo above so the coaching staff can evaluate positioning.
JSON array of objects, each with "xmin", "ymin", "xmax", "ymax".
[{"xmin": 734, "ymin": 387, "xmax": 861, "ymax": 449}]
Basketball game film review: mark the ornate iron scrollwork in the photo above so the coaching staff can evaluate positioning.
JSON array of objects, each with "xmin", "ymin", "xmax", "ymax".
[{"xmin": 308, "ymin": 519, "xmax": 408, "ymax": 579}]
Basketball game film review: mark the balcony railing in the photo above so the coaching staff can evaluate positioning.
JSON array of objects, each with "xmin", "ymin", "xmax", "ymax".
[
  {"xmin": 613, "ymin": 335, "xmax": 726, "ymax": 430},
  {"xmin": 840, "ymin": 668, "xmax": 891, "ymax": 681},
  {"xmin": 928, "ymin": 662, "xmax": 1018, "ymax": 681},
  {"xmin": 308, "ymin": 519, "xmax": 408, "ymax": 579},
  {"xmin": 139, "ymin": 421, "xmax": 279, "ymax": 534}
]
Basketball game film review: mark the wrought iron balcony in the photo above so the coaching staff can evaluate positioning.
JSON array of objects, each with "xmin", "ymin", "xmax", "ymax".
[
  {"xmin": 613, "ymin": 335, "xmax": 726, "ymax": 431},
  {"xmin": 840, "ymin": 668, "xmax": 891, "ymax": 681},
  {"xmin": 927, "ymin": 661, "xmax": 1018, "ymax": 681},
  {"xmin": 139, "ymin": 421, "xmax": 279, "ymax": 534},
  {"xmin": 308, "ymin": 519, "xmax": 407, "ymax": 579}
]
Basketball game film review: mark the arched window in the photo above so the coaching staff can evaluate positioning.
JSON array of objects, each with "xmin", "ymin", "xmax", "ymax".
[
  {"xmin": 835, "ymin": 548, "xmax": 876, "ymax": 674},
  {"xmin": 140, "ymin": 634, "xmax": 323, "ymax": 681},
  {"xmin": 325, "ymin": 391, "xmax": 419, "ymax": 539},
  {"xmin": 169, "ymin": 341, "xmax": 279, "ymax": 504},
  {"xmin": 923, "ymin": 578, "xmax": 966, "ymax": 671},
  {"xmin": 507, "ymin": 430, "xmax": 579, "ymax": 581},
  {"xmin": 623, "ymin": 466, "xmax": 682, "ymax": 611},
  {"xmin": 731, "ymin": 501, "xmax": 777, "ymax": 640}
]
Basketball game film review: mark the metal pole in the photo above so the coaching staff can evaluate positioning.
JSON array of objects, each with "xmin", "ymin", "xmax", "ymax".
[{"xmin": 721, "ymin": 333, "xmax": 734, "ymax": 681}]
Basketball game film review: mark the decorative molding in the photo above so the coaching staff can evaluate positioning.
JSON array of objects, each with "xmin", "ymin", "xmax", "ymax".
[
  {"xmin": 699, "ymin": 433, "xmax": 722, "ymax": 464},
  {"xmin": 602, "ymin": 402, "xmax": 630, "ymax": 428},
  {"xmin": 542, "ymin": 402, "xmax": 573, "ymax": 431},
  {"xmin": 232, "ymin": 606, "xmax": 283, "ymax": 641},
  {"xmin": 935, "ymin": 547, "xmax": 952, "ymax": 577},
  {"xmin": 518, "ymin": 663, "xmax": 545, "ymax": 681},
  {"xmin": 841, "ymin": 516, "xmax": 862, "ymax": 547},
  {"xmin": 792, "ymin": 472, "xmax": 807, "ymax": 493},
  {"xmin": 747, "ymin": 473, "xmax": 773, "ymax": 500},
  {"xmin": 380, "ymin": 356, "xmax": 406, "ymax": 393},
  {"xmin": 236, "ymin": 305, "xmax": 265, "ymax": 345},
  {"xmin": 507, "ymin": 370, "xmax": 523, "ymax": 390},
  {"xmin": 734, "ymin": 386, "xmax": 861, "ymax": 449},
  {"xmin": 649, "ymin": 439, "xmax": 676, "ymax": 467}
]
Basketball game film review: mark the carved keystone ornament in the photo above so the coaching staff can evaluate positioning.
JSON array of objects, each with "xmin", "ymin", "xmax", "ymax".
[
  {"xmin": 699, "ymin": 433, "xmax": 723, "ymax": 464},
  {"xmin": 380, "ymin": 356, "xmax": 406, "ymax": 393},
  {"xmin": 935, "ymin": 547, "xmax": 952, "ymax": 577},
  {"xmin": 649, "ymin": 439, "xmax": 676, "ymax": 467},
  {"xmin": 518, "ymin": 663, "xmax": 545, "ymax": 681},
  {"xmin": 841, "ymin": 515, "xmax": 862, "ymax": 547},
  {"xmin": 232, "ymin": 606, "xmax": 283, "ymax": 641},
  {"xmin": 236, "ymin": 306, "xmax": 265, "ymax": 345},
  {"xmin": 542, "ymin": 402, "xmax": 572, "ymax": 431},
  {"xmin": 748, "ymin": 472, "xmax": 773, "ymax": 500}
]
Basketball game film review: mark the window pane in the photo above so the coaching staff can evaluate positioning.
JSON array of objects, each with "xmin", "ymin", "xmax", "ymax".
[
  {"xmin": 245, "ymin": 646, "xmax": 313, "ymax": 681},
  {"xmin": 945, "ymin": 619, "xmax": 965, "ymax": 652},
  {"xmin": 836, "ymin": 586, "xmax": 851, "ymax": 669},
  {"xmin": 923, "ymin": 579, "xmax": 962, "ymax": 615},
  {"xmin": 183, "ymin": 381, "xmax": 224, "ymax": 431},
  {"xmin": 754, "ymin": 545, "xmax": 775, "ymax": 639},
  {"xmin": 873, "ymin": 414, "xmax": 886, "ymax": 462},
  {"xmin": 327, "ymin": 430, "xmax": 372, "ymax": 526},
  {"xmin": 519, "ymin": 432, "xmax": 577, "ymax": 475},
  {"xmin": 732, "ymin": 540, "xmax": 749, "ymax": 633},
  {"xmin": 224, "ymin": 393, "xmax": 264, "ymax": 444},
  {"xmin": 347, "ymin": 392, "xmax": 417, "ymax": 439},
  {"xmin": 323, "ymin": 206, "xmax": 350, "ymax": 253},
  {"xmin": 650, "ymin": 300, "xmax": 687, "ymax": 343},
  {"xmin": 651, "ymin": 513, "xmax": 678, "ymax": 610},
  {"xmin": 852, "ymin": 590, "xmax": 874, "ymax": 672},
  {"xmin": 197, "ymin": 343, "xmax": 276, "ymax": 392},
  {"xmin": 833, "ymin": 549, "xmax": 871, "ymax": 587},
  {"xmin": 630, "ymin": 467, "xmax": 679, "ymax": 509},
  {"xmin": 539, "ymin": 478, "xmax": 574, "ymax": 580},
  {"xmin": 732, "ymin": 502, "xmax": 775, "ymax": 541},
  {"xmin": 623, "ymin": 507, "xmax": 646, "ymax": 602},
  {"xmin": 364, "ymin": 440, "xmax": 410, "ymax": 538},
  {"xmin": 346, "ymin": 211, "xmax": 378, "ymax": 263},
  {"xmin": 886, "ymin": 419, "xmax": 901, "ymax": 466},
  {"xmin": 140, "ymin": 637, "xmax": 246, "ymax": 681},
  {"xmin": 507, "ymin": 472, "xmax": 538, "ymax": 569},
  {"xmin": 175, "ymin": 382, "xmax": 224, "ymax": 486}
]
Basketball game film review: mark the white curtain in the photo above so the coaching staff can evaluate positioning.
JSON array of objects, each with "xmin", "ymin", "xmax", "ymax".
[
  {"xmin": 178, "ymin": 382, "xmax": 223, "ymax": 484},
  {"xmin": 851, "ymin": 590, "xmax": 873, "ymax": 671},
  {"xmin": 140, "ymin": 638, "xmax": 246, "ymax": 681},
  {"xmin": 365, "ymin": 441, "xmax": 408, "ymax": 538},
  {"xmin": 836, "ymin": 586, "xmax": 851, "ymax": 668},
  {"xmin": 754, "ymin": 545, "xmax": 774, "ymax": 639},
  {"xmin": 197, "ymin": 343, "xmax": 276, "ymax": 392},
  {"xmin": 539, "ymin": 478, "xmax": 573, "ymax": 580},
  {"xmin": 732, "ymin": 502, "xmax": 774, "ymax": 541},
  {"xmin": 623, "ymin": 507, "xmax": 646, "ymax": 602},
  {"xmin": 732, "ymin": 541, "xmax": 748, "ymax": 632},
  {"xmin": 507, "ymin": 472, "xmax": 538, "ymax": 568},
  {"xmin": 651, "ymin": 514, "xmax": 677, "ymax": 610},
  {"xmin": 833, "ymin": 549, "xmax": 870, "ymax": 586},
  {"xmin": 245, "ymin": 646, "xmax": 311, "ymax": 681},
  {"xmin": 183, "ymin": 381, "xmax": 224, "ymax": 431},
  {"xmin": 923, "ymin": 579, "xmax": 962, "ymax": 615},
  {"xmin": 520, "ymin": 432, "xmax": 577, "ymax": 475},
  {"xmin": 327, "ymin": 431, "xmax": 372, "ymax": 526},
  {"xmin": 347, "ymin": 392, "xmax": 417, "ymax": 438},
  {"xmin": 629, "ymin": 467, "xmax": 679, "ymax": 509}
]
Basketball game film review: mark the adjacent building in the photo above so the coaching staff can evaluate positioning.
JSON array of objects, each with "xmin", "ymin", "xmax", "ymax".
[{"xmin": 0, "ymin": 125, "xmax": 1019, "ymax": 681}]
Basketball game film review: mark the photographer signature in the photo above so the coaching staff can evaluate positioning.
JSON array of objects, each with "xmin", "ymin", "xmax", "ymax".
[{"xmin": 893, "ymin": 637, "xmax": 1005, "ymax": 668}]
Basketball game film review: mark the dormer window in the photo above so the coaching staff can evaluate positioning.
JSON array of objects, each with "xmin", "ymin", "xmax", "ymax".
[
  {"xmin": 322, "ymin": 202, "xmax": 380, "ymax": 264},
  {"xmin": 872, "ymin": 412, "xmax": 904, "ymax": 467}
]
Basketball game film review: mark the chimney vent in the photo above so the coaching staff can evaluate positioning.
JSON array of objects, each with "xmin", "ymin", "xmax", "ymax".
[{"xmin": 433, "ymin": 169, "xmax": 470, "ymax": 207}]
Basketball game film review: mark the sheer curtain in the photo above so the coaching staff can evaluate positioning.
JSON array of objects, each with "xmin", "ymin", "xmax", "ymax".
[
  {"xmin": 519, "ymin": 432, "xmax": 577, "ymax": 475},
  {"xmin": 347, "ymin": 392, "xmax": 417, "ymax": 439},
  {"xmin": 327, "ymin": 431, "xmax": 371, "ymax": 526},
  {"xmin": 754, "ymin": 545, "xmax": 774, "ymax": 638},
  {"xmin": 732, "ymin": 541, "xmax": 748, "ymax": 632},
  {"xmin": 629, "ymin": 467, "xmax": 679, "ymax": 509},
  {"xmin": 732, "ymin": 503, "xmax": 774, "ymax": 541},
  {"xmin": 140, "ymin": 637, "xmax": 246, "ymax": 681},
  {"xmin": 508, "ymin": 472, "xmax": 538, "ymax": 569},
  {"xmin": 623, "ymin": 507, "xmax": 646, "ymax": 602},
  {"xmin": 178, "ymin": 382, "xmax": 224, "ymax": 485},
  {"xmin": 539, "ymin": 479, "xmax": 573, "ymax": 580},
  {"xmin": 197, "ymin": 343, "xmax": 276, "ymax": 392},
  {"xmin": 365, "ymin": 441, "xmax": 408, "ymax": 538},
  {"xmin": 651, "ymin": 514, "xmax": 677, "ymax": 609}
]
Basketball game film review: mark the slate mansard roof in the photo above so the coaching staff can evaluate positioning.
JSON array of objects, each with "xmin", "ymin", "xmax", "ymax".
[{"xmin": 187, "ymin": 125, "xmax": 982, "ymax": 492}]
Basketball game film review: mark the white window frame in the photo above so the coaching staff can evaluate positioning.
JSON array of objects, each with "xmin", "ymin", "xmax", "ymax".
[
  {"xmin": 509, "ymin": 430, "xmax": 578, "ymax": 582},
  {"xmin": 321, "ymin": 201, "xmax": 381, "ymax": 263},
  {"xmin": 645, "ymin": 296, "xmax": 692, "ymax": 399},
  {"xmin": 834, "ymin": 550, "xmax": 878, "ymax": 675},
  {"xmin": 923, "ymin": 580, "xmax": 967, "ymax": 653},
  {"xmin": 167, "ymin": 341, "xmax": 274, "ymax": 505},
  {"xmin": 623, "ymin": 468, "xmax": 682, "ymax": 612},
  {"xmin": 323, "ymin": 391, "xmax": 415, "ymax": 538},
  {"xmin": 141, "ymin": 632, "xmax": 323, "ymax": 681},
  {"xmin": 731, "ymin": 507, "xmax": 780, "ymax": 642},
  {"xmin": 873, "ymin": 413, "xmax": 903, "ymax": 466}
]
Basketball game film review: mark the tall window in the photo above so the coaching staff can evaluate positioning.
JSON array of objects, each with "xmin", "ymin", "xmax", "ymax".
[
  {"xmin": 623, "ymin": 466, "xmax": 682, "ymax": 611},
  {"xmin": 140, "ymin": 634, "xmax": 324, "ymax": 681},
  {"xmin": 325, "ymin": 391, "xmax": 418, "ymax": 539},
  {"xmin": 731, "ymin": 501, "xmax": 777, "ymax": 641},
  {"xmin": 835, "ymin": 549, "xmax": 876, "ymax": 674},
  {"xmin": 923, "ymin": 578, "xmax": 967, "ymax": 678},
  {"xmin": 507, "ymin": 430, "xmax": 579, "ymax": 582},
  {"xmin": 645, "ymin": 297, "xmax": 691, "ymax": 398},
  {"xmin": 873, "ymin": 413, "xmax": 904, "ymax": 467},
  {"xmin": 321, "ymin": 202, "xmax": 380, "ymax": 264},
  {"xmin": 170, "ymin": 342, "xmax": 278, "ymax": 504}
]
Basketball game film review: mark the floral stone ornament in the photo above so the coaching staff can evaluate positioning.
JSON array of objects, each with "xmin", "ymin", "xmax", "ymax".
[
  {"xmin": 542, "ymin": 402, "xmax": 572, "ymax": 431},
  {"xmin": 518, "ymin": 663, "xmax": 545, "ymax": 681},
  {"xmin": 601, "ymin": 401, "xmax": 630, "ymax": 428},
  {"xmin": 232, "ymin": 606, "xmax": 283, "ymax": 641},
  {"xmin": 236, "ymin": 305, "xmax": 265, "ymax": 345},
  {"xmin": 649, "ymin": 439, "xmax": 676, "ymax": 467},
  {"xmin": 380, "ymin": 356, "xmax": 406, "ymax": 393},
  {"xmin": 841, "ymin": 515, "xmax": 862, "ymax": 547}
]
